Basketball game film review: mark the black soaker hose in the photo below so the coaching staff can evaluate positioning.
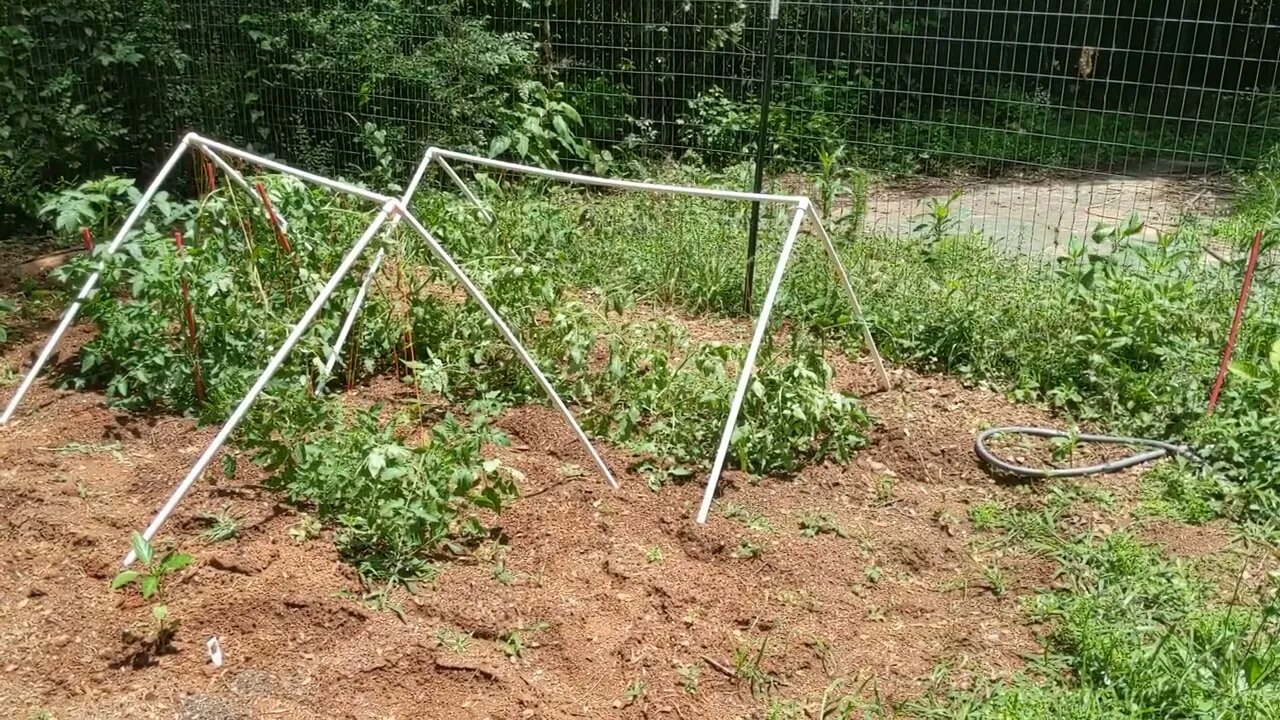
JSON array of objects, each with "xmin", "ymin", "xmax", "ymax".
[{"xmin": 974, "ymin": 426, "xmax": 1202, "ymax": 479}]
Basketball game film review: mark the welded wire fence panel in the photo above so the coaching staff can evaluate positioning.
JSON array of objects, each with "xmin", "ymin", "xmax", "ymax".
[
  {"xmin": 8, "ymin": 0, "xmax": 1280, "ymax": 278},
  {"xmin": 470, "ymin": 0, "xmax": 1280, "ymax": 265}
]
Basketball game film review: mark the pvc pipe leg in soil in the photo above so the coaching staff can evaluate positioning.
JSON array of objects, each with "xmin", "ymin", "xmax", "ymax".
[
  {"xmin": 806, "ymin": 204, "xmax": 891, "ymax": 391},
  {"xmin": 195, "ymin": 143, "xmax": 289, "ymax": 232},
  {"xmin": 435, "ymin": 156, "xmax": 494, "ymax": 223},
  {"xmin": 695, "ymin": 203, "xmax": 808, "ymax": 525},
  {"xmin": 319, "ymin": 249, "xmax": 384, "ymax": 383},
  {"xmin": 396, "ymin": 209, "xmax": 619, "ymax": 490},
  {"xmin": 319, "ymin": 148, "xmax": 439, "ymax": 382},
  {"xmin": 122, "ymin": 203, "xmax": 396, "ymax": 566},
  {"xmin": 320, "ymin": 147, "xmax": 495, "ymax": 382},
  {"xmin": 1, "ymin": 138, "xmax": 192, "ymax": 426}
]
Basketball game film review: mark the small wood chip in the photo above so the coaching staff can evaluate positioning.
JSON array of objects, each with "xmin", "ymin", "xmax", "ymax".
[
  {"xmin": 700, "ymin": 655, "xmax": 736, "ymax": 678},
  {"xmin": 433, "ymin": 654, "xmax": 507, "ymax": 683}
]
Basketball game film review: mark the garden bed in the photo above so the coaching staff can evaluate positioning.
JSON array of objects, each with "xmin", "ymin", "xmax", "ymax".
[{"xmin": 0, "ymin": 317, "xmax": 1119, "ymax": 719}]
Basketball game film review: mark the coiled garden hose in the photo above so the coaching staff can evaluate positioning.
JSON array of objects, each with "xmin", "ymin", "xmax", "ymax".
[{"xmin": 974, "ymin": 426, "xmax": 1202, "ymax": 479}]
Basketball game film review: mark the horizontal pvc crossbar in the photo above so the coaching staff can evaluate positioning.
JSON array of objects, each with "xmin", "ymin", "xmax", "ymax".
[{"xmin": 431, "ymin": 148, "xmax": 809, "ymax": 206}]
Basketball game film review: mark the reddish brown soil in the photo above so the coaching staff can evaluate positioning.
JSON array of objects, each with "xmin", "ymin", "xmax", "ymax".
[{"xmin": 0, "ymin": 288, "xmax": 1176, "ymax": 719}]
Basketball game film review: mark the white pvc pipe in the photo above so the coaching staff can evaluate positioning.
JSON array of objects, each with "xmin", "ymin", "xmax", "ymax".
[
  {"xmin": 320, "ymin": 148, "xmax": 500, "ymax": 381},
  {"xmin": 319, "ymin": 148, "xmax": 439, "ymax": 381},
  {"xmin": 432, "ymin": 148, "xmax": 806, "ymax": 206},
  {"xmin": 123, "ymin": 203, "xmax": 396, "ymax": 566},
  {"xmin": 806, "ymin": 205, "xmax": 892, "ymax": 391},
  {"xmin": 191, "ymin": 135, "xmax": 393, "ymax": 206},
  {"xmin": 1, "ymin": 138, "xmax": 192, "ymax": 426},
  {"xmin": 695, "ymin": 203, "xmax": 809, "ymax": 524},
  {"xmin": 319, "ymin": 251, "xmax": 383, "ymax": 382},
  {"xmin": 396, "ymin": 209, "xmax": 619, "ymax": 490},
  {"xmin": 195, "ymin": 144, "xmax": 290, "ymax": 232}
]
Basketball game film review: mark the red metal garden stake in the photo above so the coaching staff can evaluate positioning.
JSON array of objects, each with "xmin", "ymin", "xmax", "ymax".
[
  {"xmin": 253, "ymin": 181, "xmax": 297, "ymax": 266},
  {"xmin": 80, "ymin": 227, "xmax": 95, "ymax": 253},
  {"xmin": 203, "ymin": 157, "xmax": 217, "ymax": 196},
  {"xmin": 1206, "ymin": 229, "xmax": 1265, "ymax": 415},
  {"xmin": 173, "ymin": 230, "xmax": 208, "ymax": 404}
]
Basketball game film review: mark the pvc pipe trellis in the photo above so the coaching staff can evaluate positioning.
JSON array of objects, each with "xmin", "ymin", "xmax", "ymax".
[
  {"xmin": 328, "ymin": 147, "xmax": 892, "ymax": 526},
  {"xmin": 0, "ymin": 134, "xmax": 891, "ymax": 565},
  {"xmin": 0, "ymin": 133, "xmax": 616, "ymax": 566}
]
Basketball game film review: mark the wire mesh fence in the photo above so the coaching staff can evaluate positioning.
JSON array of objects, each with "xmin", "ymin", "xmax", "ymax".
[{"xmin": 8, "ymin": 1, "xmax": 1280, "ymax": 274}]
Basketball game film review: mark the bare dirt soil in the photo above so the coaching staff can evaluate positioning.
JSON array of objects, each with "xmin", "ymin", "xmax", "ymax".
[{"xmin": 0, "ymin": 278, "xmax": 1204, "ymax": 720}]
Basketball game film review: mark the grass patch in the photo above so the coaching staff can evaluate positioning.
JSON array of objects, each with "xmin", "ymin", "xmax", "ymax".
[{"xmin": 909, "ymin": 490, "xmax": 1280, "ymax": 719}]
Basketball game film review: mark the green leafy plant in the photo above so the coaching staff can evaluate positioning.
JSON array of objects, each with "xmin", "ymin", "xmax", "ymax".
[
  {"xmin": 732, "ymin": 638, "xmax": 781, "ymax": 699},
  {"xmin": 499, "ymin": 621, "xmax": 548, "ymax": 660},
  {"xmin": 814, "ymin": 144, "xmax": 868, "ymax": 228},
  {"xmin": 913, "ymin": 189, "xmax": 964, "ymax": 248},
  {"xmin": 864, "ymin": 564, "xmax": 883, "ymax": 584},
  {"xmin": 491, "ymin": 561, "xmax": 517, "ymax": 585},
  {"xmin": 969, "ymin": 501, "xmax": 1004, "ymax": 532},
  {"xmin": 622, "ymin": 679, "xmax": 647, "ymax": 705},
  {"xmin": 1227, "ymin": 338, "xmax": 1280, "ymax": 409},
  {"xmin": 242, "ymin": 394, "xmax": 519, "ymax": 583},
  {"xmin": 733, "ymin": 538, "xmax": 764, "ymax": 559},
  {"xmin": 435, "ymin": 627, "xmax": 473, "ymax": 654},
  {"xmin": 110, "ymin": 532, "xmax": 194, "ymax": 648},
  {"xmin": 722, "ymin": 502, "xmax": 774, "ymax": 533},
  {"xmin": 338, "ymin": 585, "xmax": 407, "ymax": 623},
  {"xmin": 872, "ymin": 476, "xmax": 896, "ymax": 507},
  {"xmin": 1049, "ymin": 426, "xmax": 1083, "ymax": 465},
  {"xmin": 798, "ymin": 511, "xmax": 847, "ymax": 539},
  {"xmin": 489, "ymin": 83, "xmax": 591, "ymax": 168},
  {"xmin": 197, "ymin": 505, "xmax": 241, "ymax": 543},
  {"xmin": 288, "ymin": 515, "xmax": 322, "ymax": 543},
  {"xmin": 0, "ymin": 298, "xmax": 14, "ymax": 347},
  {"xmin": 983, "ymin": 565, "xmax": 1007, "ymax": 597},
  {"xmin": 675, "ymin": 663, "xmax": 701, "ymax": 694}
]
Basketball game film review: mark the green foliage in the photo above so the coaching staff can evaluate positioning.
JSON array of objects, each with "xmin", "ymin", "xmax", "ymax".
[
  {"xmin": 582, "ymin": 325, "xmax": 870, "ymax": 478},
  {"xmin": 408, "ymin": 182, "xmax": 871, "ymax": 478},
  {"xmin": 435, "ymin": 627, "xmax": 472, "ymax": 654},
  {"xmin": 0, "ymin": 0, "xmax": 185, "ymax": 229},
  {"xmin": 814, "ymin": 144, "xmax": 869, "ymax": 228},
  {"xmin": 240, "ymin": 394, "xmax": 518, "ymax": 583},
  {"xmin": 722, "ymin": 503, "xmax": 774, "ymax": 533},
  {"xmin": 679, "ymin": 78, "xmax": 1274, "ymax": 178},
  {"xmin": 288, "ymin": 514, "xmax": 322, "ymax": 544},
  {"xmin": 913, "ymin": 190, "xmax": 964, "ymax": 248},
  {"xmin": 910, "ymin": 505, "xmax": 1280, "ymax": 720},
  {"xmin": 111, "ymin": 532, "xmax": 195, "ymax": 601},
  {"xmin": 836, "ymin": 220, "xmax": 1226, "ymax": 429},
  {"xmin": 798, "ymin": 511, "xmax": 847, "ymax": 539},
  {"xmin": 2, "ymin": 1, "xmax": 596, "ymax": 229},
  {"xmin": 197, "ymin": 506, "xmax": 241, "ymax": 543},
  {"xmin": 0, "ymin": 297, "xmax": 13, "ymax": 346},
  {"xmin": 217, "ymin": 2, "xmax": 590, "ymax": 173},
  {"xmin": 44, "ymin": 174, "xmax": 404, "ymax": 415},
  {"xmin": 732, "ymin": 637, "xmax": 781, "ymax": 699},
  {"xmin": 111, "ymin": 532, "xmax": 194, "ymax": 648},
  {"xmin": 488, "ymin": 82, "xmax": 593, "ymax": 167},
  {"xmin": 796, "ymin": 205, "xmax": 1280, "ymax": 519},
  {"xmin": 44, "ymin": 166, "xmax": 874, "ymax": 587}
]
